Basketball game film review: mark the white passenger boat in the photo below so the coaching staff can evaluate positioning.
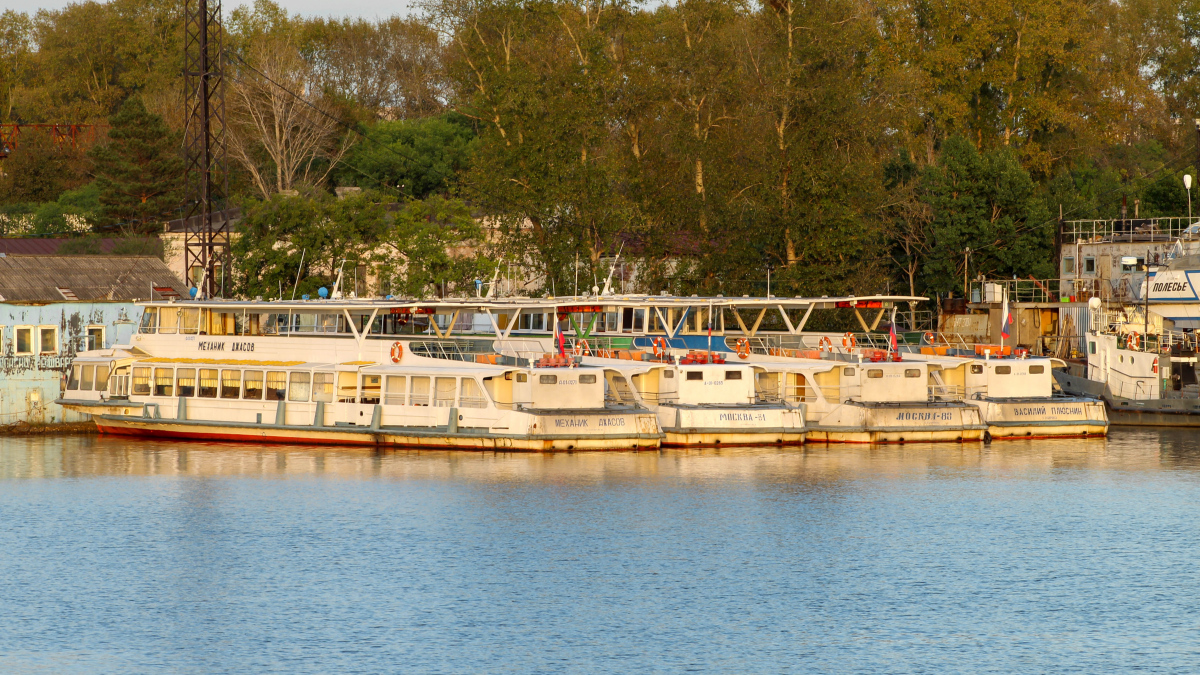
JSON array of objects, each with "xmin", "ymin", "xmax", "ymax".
[
  {"xmin": 58, "ymin": 299, "xmax": 662, "ymax": 450},
  {"xmin": 576, "ymin": 351, "xmax": 806, "ymax": 446}
]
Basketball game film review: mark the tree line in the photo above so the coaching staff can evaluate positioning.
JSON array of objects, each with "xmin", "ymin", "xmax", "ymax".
[{"xmin": 2, "ymin": 0, "xmax": 1199, "ymax": 299}]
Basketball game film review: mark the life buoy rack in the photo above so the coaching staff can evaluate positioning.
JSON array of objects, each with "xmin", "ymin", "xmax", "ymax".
[
  {"xmin": 817, "ymin": 336, "xmax": 833, "ymax": 352},
  {"xmin": 653, "ymin": 336, "xmax": 669, "ymax": 358},
  {"xmin": 390, "ymin": 342, "xmax": 404, "ymax": 363},
  {"xmin": 1127, "ymin": 332, "xmax": 1141, "ymax": 351},
  {"xmin": 924, "ymin": 331, "xmax": 936, "ymax": 345},
  {"xmin": 735, "ymin": 338, "xmax": 751, "ymax": 360},
  {"xmin": 842, "ymin": 332, "xmax": 857, "ymax": 350},
  {"xmin": 573, "ymin": 339, "xmax": 590, "ymax": 356}
]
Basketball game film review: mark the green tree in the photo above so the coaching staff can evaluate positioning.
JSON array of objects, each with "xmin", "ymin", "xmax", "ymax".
[
  {"xmin": 919, "ymin": 136, "xmax": 1053, "ymax": 294},
  {"xmin": 89, "ymin": 97, "xmax": 185, "ymax": 233},
  {"xmin": 374, "ymin": 196, "xmax": 495, "ymax": 297},
  {"xmin": 335, "ymin": 114, "xmax": 477, "ymax": 197},
  {"xmin": 0, "ymin": 130, "xmax": 89, "ymax": 204}
]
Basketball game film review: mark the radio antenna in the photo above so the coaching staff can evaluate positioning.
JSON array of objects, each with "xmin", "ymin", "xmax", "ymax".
[{"xmin": 290, "ymin": 248, "xmax": 306, "ymax": 301}]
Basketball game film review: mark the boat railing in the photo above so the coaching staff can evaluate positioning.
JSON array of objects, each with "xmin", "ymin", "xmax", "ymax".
[
  {"xmin": 408, "ymin": 339, "xmax": 484, "ymax": 362},
  {"xmin": 1062, "ymin": 216, "xmax": 1199, "ymax": 244},
  {"xmin": 458, "ymin": 395, "xmax": 489, "ymax": 409},
  {"xmin": 928, "ymin": 384, "xmax": 964, "ymax": 401}
]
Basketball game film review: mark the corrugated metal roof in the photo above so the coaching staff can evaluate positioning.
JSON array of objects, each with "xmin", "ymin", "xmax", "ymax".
[
  {"xmin": 0, "ymin": 238, "xmax": 128, "ymax": 255},
  {"xmin": 0, "ymin": 255, "xmax": 186, "ymax": 303}
]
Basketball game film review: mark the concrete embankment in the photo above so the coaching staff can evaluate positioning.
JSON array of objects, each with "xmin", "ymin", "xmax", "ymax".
[{"xmin": 0, "ymin": 421, "xmax": 97, "ymax": 436}]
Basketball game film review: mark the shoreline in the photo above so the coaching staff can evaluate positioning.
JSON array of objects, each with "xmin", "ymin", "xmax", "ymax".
[{"xmin": 0, "ymin": 421, "xmax": 98, "ymax": 436}]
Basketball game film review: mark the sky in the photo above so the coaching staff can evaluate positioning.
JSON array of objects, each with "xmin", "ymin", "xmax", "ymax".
[{"xmin": 0, "ymin": 0, "xmax": 414, "ymax": 19}]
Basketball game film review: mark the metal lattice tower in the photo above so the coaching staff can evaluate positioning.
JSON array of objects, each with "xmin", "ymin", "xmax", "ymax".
[{"xmin": 182, "ymin": 0, "xmax": 229, "ymax": 298}]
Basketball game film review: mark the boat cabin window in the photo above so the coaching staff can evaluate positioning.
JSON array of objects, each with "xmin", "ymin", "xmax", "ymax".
[
  {"xmin": 154, "ymin": 368, "xmax": 174, "ymax": 396},
  {"xmin": 67, "ymin": 365, "xmax": 81, "ymax": 390},
  {"xmin": 516, "ymin": 373, "xmax": 528, "ymax": 383},
  {"xmin": 904, "ymin": 369, "xmax": 921, "ymax": 378},
  {"xmin": 725, "ymin": 371, "xmax": 742, "ymax": 380},
  {"xmin": 995, "ymin": 366, "xmax": 1012, "ymax": 374},
  {"xmin": 96, "ymin": 365, "xmax": 110, "ymax": 391},
  {"xmin": 622, "ymin": 308, "xmax": 645, "ymax": 332},
  {"xmin": 385, "ymin": 376, "xmax": 406, "ymax": 405},
  {"xmin": 970, "ymin": 364, "xmax": 984, "ymax": 374},
  {"xmin": 411, "ymin": 377, "xmax": 430, "ymax": 405},
  {"xmin": 266, "ymin": 371, "xmax": 287, "ymax": 401},
  {"xmin": 540, "ymin": 374, "xmax": 558, "ymax": 385},
  {"xmin": 139, "ymin": 308, "xmax": 158, "ymax": 333},
  {"xmin": 360, "ymin": 375, "xmax": 381, "ymax": 404},
  {"xmin": 1063, "ymin": 256, "xmax": 1075, "ymax": 274},
  {"xmin": 1029, "ymin": 365, "xmax": 1045, "ymax": 374},
  {"xmin": 179, "ymin": 309, "xmax": 200, "ymax": 334},
  {"xmin": 461, "ymin": 378, "xmax": 487, "ymax": 408},
  {"xmin": 289, "ymin": 372, "xmax": 311, "ymax": 401},
  {"xmin": 313, "ymin": 372, "xmax": 334, "ymax": 402},
  {"xmin": 579, "ymin": 374, "xmax": 597, "ymax": 384},
  {"xmin": 686, "ymin": 371, "xmax": 703, "ymax": 381},
  {"xmin": 843, "ymin": 367, "xmax": 855, "ymax": 376},
  {"xmin": 176, "ymin": 368, "xmax": 197, "ymax": 396},
  {"xmin": 1089, "ymin": 341, "xmax": 1096, "ymax": 354},
  {"xmin": 867, "ymin": 369, "xmax": 883, "ymax": 379},
  {"xmin": 79, "ymin": 365, "xmax": 94, "ymax": 390},
  {"xmin": 337, "ymin": 372, "xmax": 357, "ymax": 402},
  {"xmin": 198, "ymin": 369, "xmax": 218, "ymax": 398},
  {"xmin": 663, "ymin": 370, "xmax": 674, "ymax": 379},
  {"xmin": 133, "ymin": 367, "xmax": 151, "ymax": 395},
  {"xmin": 435, "ymin": 377, "xmax": 456, "ymax": 407},
  {"xmin": 244, "ymin": 371, "xmax": 265, "ymax": 400},
  {"xmin": 159, "ymin": 309, "xmax": 179, "ymax": 334},
  {"xmin": 518, "ymin": 312, "xmax": 546, "ymax": 331},
  {"xmin": 221, "ymin": 370, "xmax": 241, "ymax": 399},
  {"xmin": 1084, "ymin": 257, "xmax": 1096, "ymax": 274}
]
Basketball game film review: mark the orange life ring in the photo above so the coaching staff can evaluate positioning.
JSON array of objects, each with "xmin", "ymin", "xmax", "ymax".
[
  {"xmin": 842, "ymin": 332, "xmax": 857, "ymax": 349},
  {"xmin": 1152, "ymin": 357, "xmax": 1159, "ymax": 374},
  {"xmin": 1127, "ymin": 332, "xmax": 1140, "ymax": 351},
  {"xmin": 818, "ymin": 336, "xmax": 833, "ymax": 352},
  {"xmin": 390, "ymin": 342, "xmax": 404, "ymax": 363},
  {"xmin": 924, "ymin": 331, "xmax": 936, "ymax": 345},
  {"xmin": 735, "ymin": 338, "xmax": 751, "ymax": 359},
  {"xmin": 653, "ymin": 337, "xmax": 669, "ymax": 358}
]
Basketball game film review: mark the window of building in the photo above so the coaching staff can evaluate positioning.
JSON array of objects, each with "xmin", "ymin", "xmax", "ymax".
[
  {"xmin": 1063, "ymin": 256, "xmax": 1076, "ymax": 274},
  {"xmin": 38, "ymin": 326, "xmax": 57, "ymax": 354},
  {"xmin": 1084, "ymin": 257, "xmax": 1096, "ymax": 274},
  {"xmin": 86, "ymin": 326, "xmax": 105, "ymax": 351},
  {"xmin": 15, "ymin": 327, "xmax": 32, "ymax": 355}
]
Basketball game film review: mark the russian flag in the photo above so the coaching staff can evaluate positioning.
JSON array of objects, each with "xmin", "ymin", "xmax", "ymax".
[{"xmin": 1001, "ymin": 294, "xmax": 1012, "ymax": 340}]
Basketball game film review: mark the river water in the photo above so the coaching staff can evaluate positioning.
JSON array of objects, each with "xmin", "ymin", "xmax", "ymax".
[{"xmin": 1, "ymin": 431, "xmax": 1199, "ymax": 673}]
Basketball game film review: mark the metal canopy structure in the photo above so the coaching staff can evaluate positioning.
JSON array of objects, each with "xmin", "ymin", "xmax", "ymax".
[{"xmin": 182, "ymin": 0, "xmax": 229, "ymax": 298}]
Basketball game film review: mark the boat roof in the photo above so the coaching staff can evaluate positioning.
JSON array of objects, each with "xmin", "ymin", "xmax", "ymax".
[{"xmin": 134, "ymin": 293, "xmax": 926, "ymax": 312}]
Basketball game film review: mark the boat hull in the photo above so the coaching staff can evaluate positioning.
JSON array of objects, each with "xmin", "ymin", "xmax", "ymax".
[
  {"xmin": 969, "ymin": 398, "xmax": 1109, "ymax": 438},
  {"xmin": 806, "ymin": 402, "xmax": 987, "ymax": 444},
  {"xmin": 92, "ymin": 414, "xmax": 662, "ymax": 451},
  {"xmin": 657, "ymin": 405, "xmax": 806, "ymax": 447}
]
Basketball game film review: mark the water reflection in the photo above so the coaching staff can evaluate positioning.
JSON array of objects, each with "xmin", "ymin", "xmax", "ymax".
[{"xmin": 1, "ymin": 431, "xmax": 1196, "ymax": 482}]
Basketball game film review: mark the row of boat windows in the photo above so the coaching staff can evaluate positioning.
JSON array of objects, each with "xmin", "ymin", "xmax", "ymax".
[
  {"xmin": 136, "ymin": 307, "xmax": 725, "ymax": 337},
  {"xmin": 128, "ymin": 367, "xmax": 490, "ymax": 408}
]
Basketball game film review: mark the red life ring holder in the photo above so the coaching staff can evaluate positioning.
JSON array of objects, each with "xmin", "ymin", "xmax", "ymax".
[
  {"xmin": 653, "ymin": 337, "xmax": 669, "ymax": 358},
  {"xmin": 1152, "ymin": 357, "xmax": 1159, "ymax": 374},
  {"xmin": 735, "ymin": 338, "xmax": 751, "ymax": 359},
  {"xmin": 924, "ymin": 331, "xmax": 936, "ymax": 345},
  {"xmin": 390, "ymin": 342, "xmax": 404, "ymax": 363},
  {"xmin": 818, "ymin": 336, "xmax": 833, "ymax": 352},
  {"xmin": 842, "ymin": 332, "xmax": 857, "ymax": 350},
  {"xmin": 573, "ymin": 339, "xmax": 590, "ymax": 356}
]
